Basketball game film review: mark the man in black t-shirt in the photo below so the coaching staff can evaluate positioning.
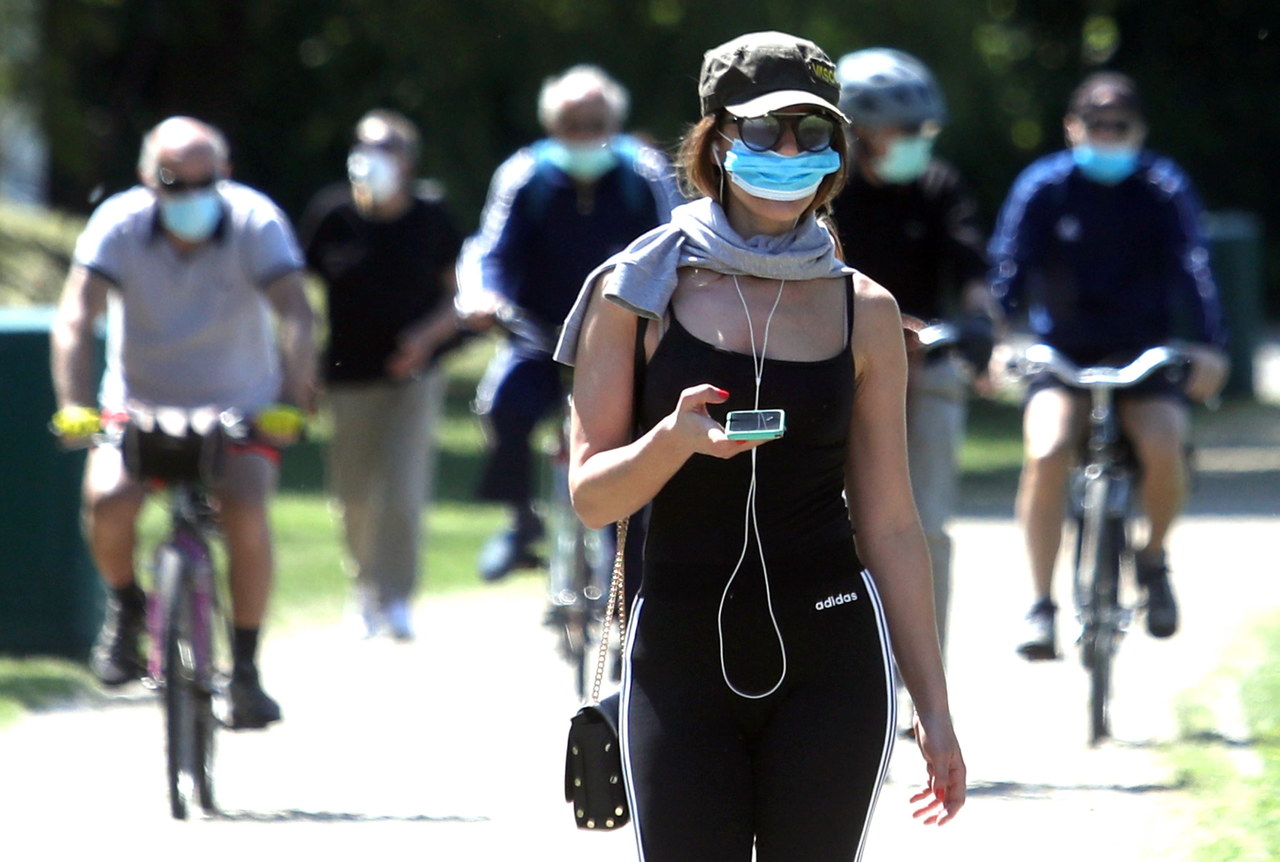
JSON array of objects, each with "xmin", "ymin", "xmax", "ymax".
[
  {"xmin": 831, "ymin": 49, "xmax": 996, "ymax": 662},
  {"xmin": 300, "ymin": 110, "xmax": 463, "ymax": 641}
]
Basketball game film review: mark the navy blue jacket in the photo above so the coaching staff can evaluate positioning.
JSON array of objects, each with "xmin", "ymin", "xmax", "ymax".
[
  {"xmin": 458, "ymin": 135, "xmax": 681, "ymax": 342},
  {"xmin": 989, "ymin": 149, "xmax": 1226, "ymax": 364}
]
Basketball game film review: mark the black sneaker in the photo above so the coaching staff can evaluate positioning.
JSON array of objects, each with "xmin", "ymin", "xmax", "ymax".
[
  {"xmin": 89, "ymin": 588, "xmax": 147, "ymax": 686},
  {"xmin": 1016, "ymin": 599, "xmax": 1059, "ymax": 661},
  {"xmin": 226, "ymin": 670, "xmax": 282, "ymax": 730},
  {"xmin": 1137, "ymin": 555, "xmax": 1178, "ymax": 638}
]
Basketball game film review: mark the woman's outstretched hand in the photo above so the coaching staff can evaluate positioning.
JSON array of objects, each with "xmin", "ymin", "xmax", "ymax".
[
  {"xmin": 666, "ymin": 384, "xmax": 765, "ymax": 459},
  {"xmin": 908, "ymin": 712, "xmax": 967, "ymax": 825}
]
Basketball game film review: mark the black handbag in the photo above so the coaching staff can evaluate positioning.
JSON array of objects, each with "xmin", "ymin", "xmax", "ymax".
[{"xmin": 564, "ymin": 518, "xmax": 630, "ymax": 830}]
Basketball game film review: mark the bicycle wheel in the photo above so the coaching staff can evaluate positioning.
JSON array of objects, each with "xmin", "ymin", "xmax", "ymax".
[
  {"xmin": 1074, "ymin": 477, "xmax": 1125, "ymax": 746},
  {"xmin": 159, "ymin": 552, "xmax": 217, "ymax": 819}
]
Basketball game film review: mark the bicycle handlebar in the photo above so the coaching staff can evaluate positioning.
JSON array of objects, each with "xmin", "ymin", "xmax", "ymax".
[
  {"xmin": 1017, "ymin": 344, "xmax": 1188, "ymax": 389},
  {"xmin": 493, "ymin": 303, "xmax": 559, "ymax": 357}
]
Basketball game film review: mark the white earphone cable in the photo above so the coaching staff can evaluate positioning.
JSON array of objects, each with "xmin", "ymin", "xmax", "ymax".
[{"xmin": 718, "ymin": 275, "xmax": 788, "ymax": 699}]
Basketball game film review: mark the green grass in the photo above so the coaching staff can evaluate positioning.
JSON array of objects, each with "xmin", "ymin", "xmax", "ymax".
[
  {"xmin": 1172, "ymin": 613, "xmax": 1280, "ymax": 861},
  {"xmin": 0, "ymin": 657, "xmax": 103, "ymax": 727}
]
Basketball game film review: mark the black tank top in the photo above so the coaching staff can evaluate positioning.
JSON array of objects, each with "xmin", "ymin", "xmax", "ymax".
[{"xmin": 639, "ymin": 277, "xmax": 859, "ymax": 588}]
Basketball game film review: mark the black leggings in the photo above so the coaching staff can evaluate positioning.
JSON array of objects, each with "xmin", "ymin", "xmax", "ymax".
[{"xmin": 620, "ymin": 567, "xmax": 895, "ymax": 862}]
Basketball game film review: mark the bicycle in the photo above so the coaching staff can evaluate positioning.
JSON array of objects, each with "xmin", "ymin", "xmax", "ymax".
[
  {"xmin": 1014, "ymin": 344, "xmax": 1189, "ymax": 746},
  {"xmin": 55, "ymin": 405, "xmax": 244, "ymax": 819},
  {"xmin": 484, "ymin": 304, "xmax": 615, "ymax": 699},
  {"xmin": 119, "ymin": 405, "xmax": 251, "ymax": 819}
]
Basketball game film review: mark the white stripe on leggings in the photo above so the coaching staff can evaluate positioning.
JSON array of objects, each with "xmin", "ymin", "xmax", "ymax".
[
  {"xmin": 853, "ymin": 567, "xmax": 898, "ymax": 862},
  {"xmin": 619, "ymin": 595, "xmax": 645, "ymax": 861}
]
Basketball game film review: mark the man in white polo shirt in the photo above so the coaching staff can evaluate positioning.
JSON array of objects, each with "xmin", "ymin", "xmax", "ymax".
[{"xmin": 50, "ymin": 116, "xmax": 316, "ymax": 729}]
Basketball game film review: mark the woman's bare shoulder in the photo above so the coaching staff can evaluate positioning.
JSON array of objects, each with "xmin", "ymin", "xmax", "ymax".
[{"xmin": 851, "ymin": 272, "xmax": 903, "ymax": 327}]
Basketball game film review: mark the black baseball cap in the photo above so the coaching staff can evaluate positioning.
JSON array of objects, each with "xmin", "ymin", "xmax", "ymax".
[
  {"xmin": 1068, "ymin": 72, "xmax": 1143, "ymax": 119},
  {"xmin": 699, "ymin": 31, "xmax": 847, "ymax": 121}
]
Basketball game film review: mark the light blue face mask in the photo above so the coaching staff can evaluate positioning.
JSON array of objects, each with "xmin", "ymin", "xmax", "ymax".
[
  {"xmin": 721, "ymin": 137, "xmax": 842, "ymax": 202},
  {"xmin": 159, "ymin": 189, "xmax": 222, "ymax": 242},
  {"xmin": 1073, "ymin": 144, "xmax": 1140, "ymax": 185},
  {"xmin": 543, "ymin": 138, "xmax": 619, "ymax": 183},
  {"xmin": 873, "ymin": 135, "xmax": 935, "ymax": 184}
]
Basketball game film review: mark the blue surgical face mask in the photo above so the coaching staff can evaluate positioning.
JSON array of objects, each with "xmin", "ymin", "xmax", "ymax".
[
  {"xmin": 543, "ymin": 138, "xmax": 618, "ymax": 183},
  {"xmin": 1073, "ymin": 144, "xmax": 1140, "ymax": 185},
  {"xmin": 159, "ymin": 188, "xmax": 222, "ymax": 242},
  {"xmin": 348, "ymin": 148, "xmax": 402, "ymax": 203},
  {"xmin": 720, "ymin": 137, "xmax": 842, "ymax": 202},
  {"xmin": 873, "ymin": 135, "xmax": 935, "ymax": 184}
]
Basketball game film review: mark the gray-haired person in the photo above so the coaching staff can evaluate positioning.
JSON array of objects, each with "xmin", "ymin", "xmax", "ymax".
[{"xmin": 457, "ymin": 64, "xmax": 682, "ymax": 582}]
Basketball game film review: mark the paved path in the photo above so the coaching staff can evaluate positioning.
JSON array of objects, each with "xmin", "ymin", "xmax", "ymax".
[{"xmin": 1, "ymin": 434, "xmax": 1276, "ymax": 858}]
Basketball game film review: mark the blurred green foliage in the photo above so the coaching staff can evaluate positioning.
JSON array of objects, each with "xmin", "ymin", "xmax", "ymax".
[
  {"xmin": 1, "ymin": 0, "xmax": 1277, "ymax": 311},
  {"xmin": 0, "ymin": 200, "xmax": 84, "ymax": 305}
]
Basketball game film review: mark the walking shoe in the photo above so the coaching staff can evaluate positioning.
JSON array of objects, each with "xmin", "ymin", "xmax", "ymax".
[
  {"xmin": 1137, "ymin": 554, "xmax": 1178, "ymax": 638},
  {"xmin": 226, "ymin": 669, "xmax": 282, "ymax": 730},
  {"xmin": 89, "ymin": 588, "xmax": 147, "ymax": 686},
  {"xmin": 383, "ymin": 598, "xmax": 415, "ymax": 642},
  {"xmin": 478, "ymin": 520, "xmax": 544, "ymax": 582},
  {"xmin": 1016, "ymin": 599, "xmax": 1059, "ymax": 661},
  {"xmin": 349, "ymin": 589, "xmax": 382, "ymax": 639}
]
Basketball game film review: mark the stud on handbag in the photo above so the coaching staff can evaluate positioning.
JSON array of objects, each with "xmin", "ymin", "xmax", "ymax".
[{"xmin": 564, "ymin": 518, "xmax": 630, "ymax": 831}]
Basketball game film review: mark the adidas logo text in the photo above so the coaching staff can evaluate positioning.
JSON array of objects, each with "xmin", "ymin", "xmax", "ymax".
[{"xmin": 815, "ymin": 591, "xmax": 859, "ymax": 611}]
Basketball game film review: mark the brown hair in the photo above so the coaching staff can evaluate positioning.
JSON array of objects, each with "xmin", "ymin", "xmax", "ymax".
[{"xmin": 676, "ymin": 112, "xmax": 849, "ymax": 221}]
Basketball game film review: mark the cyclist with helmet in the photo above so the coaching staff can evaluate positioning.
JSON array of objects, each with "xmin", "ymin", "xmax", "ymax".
[
  {"xmin": 50, "ymin": 116, "xmax": 315, "ymax": 728},
  {"xmin": 990, "ymin": 72, "xmax": 1228, "ymax": 659},
  {"xmin": 830, "ymin": 48, "xmax": 996, "ymax": 662}
]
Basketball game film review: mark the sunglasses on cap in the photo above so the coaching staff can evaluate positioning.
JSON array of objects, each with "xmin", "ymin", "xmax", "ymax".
[
  {"xmin": 1084, "ymin": 118, "xmax": 1135, "ymax": 136},
  {"xmin": 157, "ymin": 167, "xmax": 218, "ymax": 194},
  {"xmin": 730, "ymin": 111, "xmax": 837, "ymax": 153}
]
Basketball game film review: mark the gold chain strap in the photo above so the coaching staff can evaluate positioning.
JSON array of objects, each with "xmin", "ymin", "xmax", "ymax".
[{"xmin": 589, "ymin": 517, "xmax": 628, "ymax": 705}]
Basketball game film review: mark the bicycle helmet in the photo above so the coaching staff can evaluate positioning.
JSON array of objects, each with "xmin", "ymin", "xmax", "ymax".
[{"xmin": 835, "ymin": 48, "xmax": 947, "ymax": 130}]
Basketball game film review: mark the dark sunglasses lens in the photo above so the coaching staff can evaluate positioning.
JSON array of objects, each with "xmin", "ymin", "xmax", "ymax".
[
  {"xmin": 158, "ymin": 169, "xmax": 216, "ymax": 194},
  {"xmin": 739, "ymin": 116, "xmax": 782, "ymax": 152},
  {"xmin": 796, "ymin": 115, "xmax": 835, "ymax": 152}
]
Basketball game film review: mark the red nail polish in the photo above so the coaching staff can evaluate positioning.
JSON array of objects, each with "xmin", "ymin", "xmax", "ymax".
[{"xmin": 714, "ymin": 387, "xmax": 730, "ymax": 398}]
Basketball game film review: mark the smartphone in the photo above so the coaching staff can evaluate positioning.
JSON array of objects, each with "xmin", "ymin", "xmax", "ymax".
[{"xmin": 724, "ymin": 409, "xmax": 786, "ymax": 441}]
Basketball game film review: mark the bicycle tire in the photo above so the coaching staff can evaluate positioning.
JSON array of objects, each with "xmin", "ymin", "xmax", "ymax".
[
  {"xmin": 1074, "ymin": 476, "xmax": 1125, "ymax": 746},
  {"xmin": 568, "ymin": 522, "xmax": 596, "ymax": 700},
  {"xmin": 160, "ymin": 554, "xmax": 217, "ymax": 819}
]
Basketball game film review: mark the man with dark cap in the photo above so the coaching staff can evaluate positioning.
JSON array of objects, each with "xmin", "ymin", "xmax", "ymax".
[{"xmin": 990, "ymin": 72, "xmax": 1228, "ymax": 660}]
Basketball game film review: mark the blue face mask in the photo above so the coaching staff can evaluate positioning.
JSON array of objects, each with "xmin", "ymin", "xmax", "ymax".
[
  {"xmin": 543, "ymin": 138, "xmax": 619, "ymax": 183},
  {"xmin": 721, "ymin": 137, "xmax": 842, "ymax": 202},
  {"xmin": 1073, "ymin": 144, "xmax": 1140, "ymax": 185},
  {"xmin": 159, "ymin": 189, "xmax": 222, "ymax": 242},
  {"xmin": 873, "ymin": 135, "xmax": 934, "ymax": 184}
]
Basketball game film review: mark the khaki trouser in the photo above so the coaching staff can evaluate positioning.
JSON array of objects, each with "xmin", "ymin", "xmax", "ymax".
[
  {"xmin": 326, "ymin": 372, "xmax": 446, "ymax": 607},
  {"xmin": 905, "ymin": 356, "xmax": 969, "ymax": 656}
]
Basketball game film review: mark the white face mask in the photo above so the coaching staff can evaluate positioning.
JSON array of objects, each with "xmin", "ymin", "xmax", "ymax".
[{"xmin": 347, "ymin": 148, "xmax": 401, "ymax": 202}]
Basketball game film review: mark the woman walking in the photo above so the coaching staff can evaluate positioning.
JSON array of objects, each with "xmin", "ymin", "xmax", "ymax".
[{"xmin": 556, "ymin": 31, "xmax": 965, "ymax": 861}]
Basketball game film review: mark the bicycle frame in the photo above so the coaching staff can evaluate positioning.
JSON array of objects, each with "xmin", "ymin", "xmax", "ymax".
[
  {"xmin": 149, "ymin": 486, "xmax": 221, "ymax": 691},
  {"xmin": 151, "ymin": 481, "xmax": 225, "ymax": 819}
]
